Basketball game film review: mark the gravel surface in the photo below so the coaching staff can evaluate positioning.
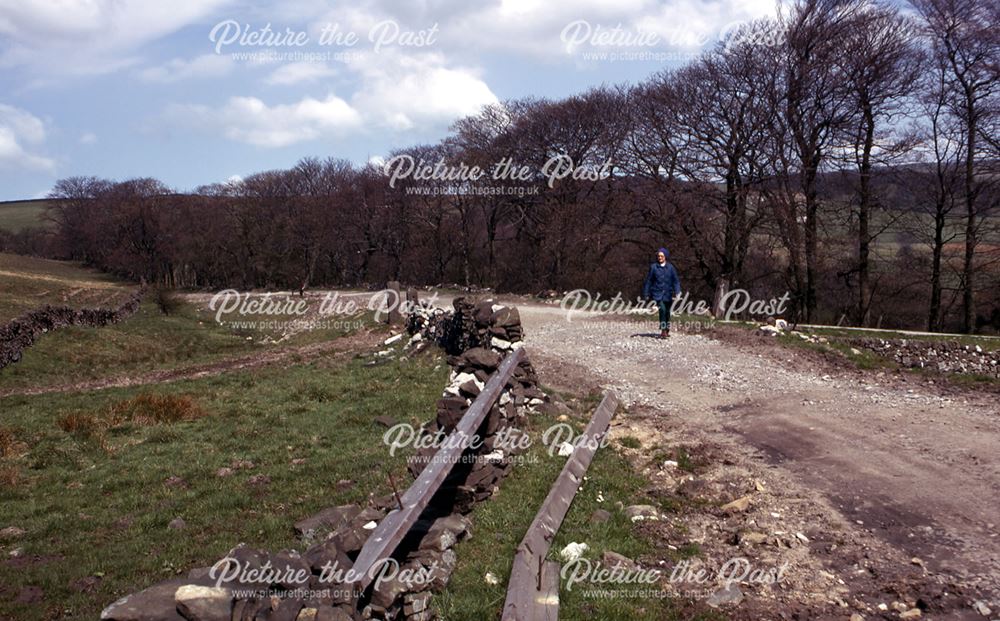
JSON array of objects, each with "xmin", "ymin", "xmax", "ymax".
[{"xmin": 514, "ymin": 304, "xmax": 1000, "ymax": 619}]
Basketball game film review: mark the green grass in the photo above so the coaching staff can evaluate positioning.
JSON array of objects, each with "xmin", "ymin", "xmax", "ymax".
[
  {"xmin": 0, "ymin": 345, "xmax": 449, "ymax": 620},
  {"xmin": 0, "ymin": 299, "xmax": 309, "ymax": 393},
  {"xmin": 0, "ymin": 200, "xmax": 50, "ymax": 233},
  {"xmin": 435, "ymin": 405, "xmax": 715, "ymax": 621},
  {"xmin": 618, "ymin": 435, "xmax": 642, "ymax": 449},
  {"xmin": 1, "ymin": 283, "xmax": 371, "ymax": 395}
]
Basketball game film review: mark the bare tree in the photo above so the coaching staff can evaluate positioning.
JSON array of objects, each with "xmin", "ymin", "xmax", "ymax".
[
  {"xmin": 838, "ymin": 3, "xmax": 921, "ymax": 325},
  {"xmin": 780, "ymin": 0, "xmax": 865, "ymax": 320},
  {"xmin": 912, "ymin": 0, "xmax": 1000, "ymax": 332}
]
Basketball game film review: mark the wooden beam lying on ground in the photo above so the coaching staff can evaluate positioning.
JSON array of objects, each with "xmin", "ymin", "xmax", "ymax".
[
  {"xmin": 348, "ymin": 347, "xmax": 526, "ymax": 591},
  {"xmin": 502, "ymin": 390, "xmax": 620, "ymax": 621}
]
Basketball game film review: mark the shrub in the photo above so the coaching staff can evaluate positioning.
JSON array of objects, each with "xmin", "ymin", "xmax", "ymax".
[
  {"xmin": 0, "ymin": 426, "xmax": 18, "ymax": 457},
  {"xmin": 57, "ymin": 412, "xmax": 100, "ymax": 436},
  {"xmin": 58, "ymin": 393, "xmax": 207, "ymax": 438},
  {"xmin": 108, "ymin": 393, "xmax": 205, "ymax": 425}
]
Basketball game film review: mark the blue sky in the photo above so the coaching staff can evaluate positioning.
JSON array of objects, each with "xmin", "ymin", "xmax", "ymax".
[{"xmin": 0, "ymin": 0, "xmax": 776, "ymax": 201}]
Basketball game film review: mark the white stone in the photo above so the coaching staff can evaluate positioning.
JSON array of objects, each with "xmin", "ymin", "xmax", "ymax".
[
  {"xmin": 491, "ymin": 337, "xmax": 513, "ymax": 350},
  {"xmin": 559, "ymin": 542, "xmax": 588, "ymax": 562}
]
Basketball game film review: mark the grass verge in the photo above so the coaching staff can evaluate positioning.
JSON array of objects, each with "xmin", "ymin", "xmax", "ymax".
[
  {"xmin": 435, "ymin": 398, "xmax": 720, "ymax": 621},
  {"xmin": 0, "ymin": 342, "xmax": 448, "ymax": 620}
]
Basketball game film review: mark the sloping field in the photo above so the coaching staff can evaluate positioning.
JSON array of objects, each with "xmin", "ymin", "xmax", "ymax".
[
  {"xmin": 0, "ymin": 200, "xmax": 50, "ymax": 233},
  {"xmin": 0, "ymin": 253, "xmax": 135, "ymax": 324}
]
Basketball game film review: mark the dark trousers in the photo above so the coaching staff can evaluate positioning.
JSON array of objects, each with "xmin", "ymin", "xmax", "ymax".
[{"xmin": 657, "ymin": 300, "xmax": 671, "ymax": 331}]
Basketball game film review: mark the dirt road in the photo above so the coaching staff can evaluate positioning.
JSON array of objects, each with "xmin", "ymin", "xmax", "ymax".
[{"xmin": 513, "ymin": 303, "xmax": 999, "ymax": 619}]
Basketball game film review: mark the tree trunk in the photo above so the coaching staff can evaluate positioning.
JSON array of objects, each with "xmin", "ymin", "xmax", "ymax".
[
  {"xmin": 928, "ymin": 207, "xmax": 945, "ymax": 331},
  {"xmin": 857, "ymin": 105, "xmax": 875, "ymax": 327},
  {"xmin": 962, "ymin": 100, "xmax": 977, "ymax": 333},
  {"xmin": 803, "ymin": 160, "xmax": 819, "ymax": 322}
]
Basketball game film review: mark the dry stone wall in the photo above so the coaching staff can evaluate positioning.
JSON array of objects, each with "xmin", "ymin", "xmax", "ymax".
[{"xmin": 0, "ymin": 289, "xmax": 145, "ymax": 370}]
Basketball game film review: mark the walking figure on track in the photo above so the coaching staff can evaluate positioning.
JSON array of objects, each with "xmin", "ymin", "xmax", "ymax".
[{"xmin": 642, "ymin": 247, "xmax": 681, "ymax": 339}]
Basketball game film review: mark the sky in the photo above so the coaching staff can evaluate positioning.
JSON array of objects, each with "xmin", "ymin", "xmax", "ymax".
[{"xmin": 0, "ymin": 0, "xmax": 778, "ymax": 201}]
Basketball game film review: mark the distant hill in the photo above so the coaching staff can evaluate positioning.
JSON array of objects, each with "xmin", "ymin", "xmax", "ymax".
[{"xmin": 0, "ymin": 199, "xmax": 52, "ymax": 233}]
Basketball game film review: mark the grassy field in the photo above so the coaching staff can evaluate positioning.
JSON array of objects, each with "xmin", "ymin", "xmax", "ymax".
[
  {"xmin": 0, "ymin": 256, "xmax": 371, "ymax": 394},
  {"xmin": 0, "ymin": 253, "xmax": 134, "ymax": 324},
  {"xmin": 0, "ymin": 200, "xmax": 50, "ymax": 233},
  {"xmin": 0, "ymin": 258, "xmax": 694, "ymax": 620},
  {"xmin": 0, "ymin": 344, "xmax": 449, "ymax": 620}
]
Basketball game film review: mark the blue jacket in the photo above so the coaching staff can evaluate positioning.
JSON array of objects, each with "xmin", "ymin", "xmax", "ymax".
[{"xmin": 643, "ymin": 262, "xmax": 681, "ymax": 301}]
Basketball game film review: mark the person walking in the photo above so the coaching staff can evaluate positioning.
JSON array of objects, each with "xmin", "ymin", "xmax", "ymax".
[{"xmin": 642, "ymin": 247, "xmax": 681, "ymax": 338}]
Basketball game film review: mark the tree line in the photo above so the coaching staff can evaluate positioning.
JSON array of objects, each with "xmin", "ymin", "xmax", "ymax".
[{"xmin": 3, "ymin": 0, "xmax": 999, "ymax": 332}]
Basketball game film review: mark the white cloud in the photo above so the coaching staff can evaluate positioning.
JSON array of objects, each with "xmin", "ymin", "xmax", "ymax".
[
  {"xmin": 168, "ymin": 94, "xmax": 363, "ymax": 148},
  {"xmin": 0, "ymin": 0, "xmax": 233, "ymax": 76},
  {"xmin": 166, "ymin": 48, "xmax": 497, "ymax": 147},
  {"xmin": 264, "ymin": 62, "xmax": 338, "ymax": 86},
  {"xmin": 0, "ymin": 103, "xmax": 54, "ymax": 171},
  {"xmin": 307, "ymin": 0, "xmax": 775, "ymax": 59},
  {"xmin": 347, "ymin": 51, "xmax": 497, "ymax": 131},
  {"xmin": 137, "ymin": 54, "xmax": 234, "ymax": 83},
  {"xmin": 79, "ymin": 131, "xmax": 98, "ymax": 144}
]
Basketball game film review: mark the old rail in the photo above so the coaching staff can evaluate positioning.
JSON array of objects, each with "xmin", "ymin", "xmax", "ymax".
[
  {"xmin": 348, "ymin": 346, "xmax": 526, "ymax": 592},
  {"xmin": 502, "ymin": 390, "xmax": 620, "ymax": 621}
]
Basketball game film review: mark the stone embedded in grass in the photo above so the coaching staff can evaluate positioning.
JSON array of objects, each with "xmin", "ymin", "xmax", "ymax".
[
  {"xmin": 559, "ymin": 542, "xmax": 588, "ymax": 562},
  {"xmin": 164, "ymin": 476, "xmax": 187, "ymax": 488},
  {"xmin": 624, "ymin": 505, "xmax": 660, "ymax": 521},
  {"xmin": 246, "ymin": 474, "xmax": 270, "ymax": 486},
  {"xmin": 590, "ymin": 509, "xmax": 611, "ymax": 523},
  {"xmin": 214, "ymin": 467, "xmax": 234, "ymax": 477},
  {"xmin": 168, "ymin": 517, "xmax": 186, "ymax": 530},
  {"xmin": 601, "ymin": 551, "xmax": 639, "ymax": 571},
  {"xmin": 0, "ymin": 526, "xmax": 25, "ymax": 540}
]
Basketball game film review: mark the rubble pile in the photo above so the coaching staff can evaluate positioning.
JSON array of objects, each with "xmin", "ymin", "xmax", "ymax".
[
  {"xmin": 406, "ymin": 296, "xmax": 544, "ymax": 512},
  {"xmin": 103, "ymin": 298, "xmax": 548, "ymax": 621},
  {"xmin": 852, "ymin": 338, "xmax": 1000, "ymax": 377},
  {"xmin": 406, "ymin": 297, "xmax": 523, "ymax": 355},
  {"xmin": 102, "ymin": 507, "xmax": 470, "ymax": 621},
  {"xmin": 0, "ymin": 289, "xmax": 144, "ymax": 369}
]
